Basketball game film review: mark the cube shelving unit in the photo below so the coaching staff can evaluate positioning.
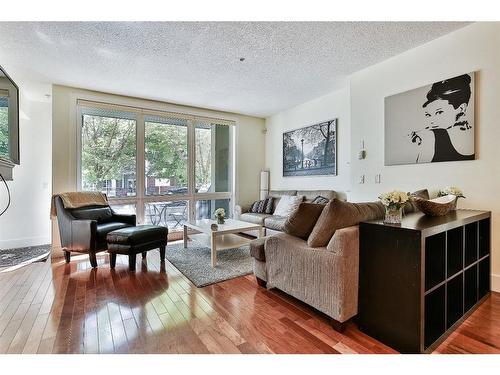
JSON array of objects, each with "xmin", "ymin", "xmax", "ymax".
[{"xmin": 359, "ymin": 210, "xmax": 491, "ymax": 353}]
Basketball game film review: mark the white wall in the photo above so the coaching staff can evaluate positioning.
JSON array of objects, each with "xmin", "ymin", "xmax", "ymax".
[
  {"xmin": 264, "ymin": 22, "xmax": 500, "ymax": 291},
  {"xmin": 52, "ymin": 85, "xmax": 266, "ymax": 249},
  {"xmin": 265, "ymin": 86, "xmax": 351, "ymax": 199},
  {"xmin": 349, "ymin": 22, "xmax": 500, "ymax": 290},
  {"xmin": 0, "ymin": 91, "xmax": 52, "ymax": 249}
]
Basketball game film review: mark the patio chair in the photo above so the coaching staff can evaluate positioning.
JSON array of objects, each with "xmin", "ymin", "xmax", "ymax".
[{"xmin": 166, "ymin": 201, "xmax": 187, "ymax": 228}]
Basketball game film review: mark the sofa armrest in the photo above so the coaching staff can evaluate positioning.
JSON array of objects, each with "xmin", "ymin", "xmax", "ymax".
[
  {"xmin": 264, "ymin": 231, "xmax": 359, "ymax": 322},
  {"xmin": 326, "ymin": 225, "xmax": 359, "ymax": 257},
  {"xmin": 70, "ymin": 219, "xmax": 97, "ymax": 252},
  {"xmin": 234, "ymin": 203, "xmax": 252, "ymax": 219},
  {"xmin": 112, "ymin": 213, "xmax": 136, "ymax": 226}
]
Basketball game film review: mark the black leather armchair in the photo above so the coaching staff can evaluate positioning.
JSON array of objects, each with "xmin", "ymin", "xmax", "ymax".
[{"xmin": 54, "ymin": 195, "xmax": 136, "ymax": 267}]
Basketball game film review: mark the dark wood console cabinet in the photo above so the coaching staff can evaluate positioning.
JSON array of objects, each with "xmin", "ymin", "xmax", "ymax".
[{"xmin": 359, "ymin": 210, "xmax": 491, "ymax": 353}]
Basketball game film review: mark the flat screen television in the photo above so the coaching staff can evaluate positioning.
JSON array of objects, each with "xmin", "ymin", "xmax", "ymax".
[{"xmin": 0, "ymin": 64, "xmax": 20, "ymax": 179}]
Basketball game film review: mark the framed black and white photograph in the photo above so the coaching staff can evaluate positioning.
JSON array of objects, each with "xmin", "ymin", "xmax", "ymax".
[
  {"xmin": 283, "ymin": 119, "xmax": 337, "ymax": 177},
  {"xmin": 385, "ymin": 72, "xmax": 475, "ymax": 166}
]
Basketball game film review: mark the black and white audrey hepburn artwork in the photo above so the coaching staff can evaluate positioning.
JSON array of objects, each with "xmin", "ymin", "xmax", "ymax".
[{"xmin": 385, "ymin": 73, "xmax": 475, "ymax": 165}]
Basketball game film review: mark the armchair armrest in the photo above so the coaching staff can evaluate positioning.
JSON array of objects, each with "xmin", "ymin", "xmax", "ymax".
[
  {"xmin": 112, "ymin": 213, "xmax": 136, "ymax": 226},
  {"xmin": 70, "ymin": 219, "xmax": 98, "ymax": 252},
  {"xmin": 234, "ymin": 203, "xmax": 251, "ymax": 220},
  {"xmin": 326, "ymin": 225, "xmax": 359, "ymax": 257}
]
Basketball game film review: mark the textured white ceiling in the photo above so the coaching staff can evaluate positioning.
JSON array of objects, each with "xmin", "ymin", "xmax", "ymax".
[{"xmin": 0, "ymin": 22, "xmax": 469, "ymax": 117}]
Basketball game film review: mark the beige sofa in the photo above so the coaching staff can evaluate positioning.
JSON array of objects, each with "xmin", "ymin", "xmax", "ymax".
[
  {"xmin": 234, "ymin": 189, "xmax": 337, "ymax": 236},
  {"xmin": 250, "ymin": 190, "xmax": 428, "ymax": 331}
]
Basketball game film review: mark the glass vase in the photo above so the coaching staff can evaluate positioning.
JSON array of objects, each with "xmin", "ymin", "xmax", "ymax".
[
  {"xmin": 217, "ymin": 216, "xmax": 225, "ymax": 225},
  {"xmin": 384, "ymin": 206, "xmax": 403, "ymax": 224}
]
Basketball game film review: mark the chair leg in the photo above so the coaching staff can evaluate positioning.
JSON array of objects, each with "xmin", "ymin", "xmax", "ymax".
[
  {"xmin": 89, "ymin": 253, "xmax": 98, "ymax": 268},
  {"xmin": 128, "ymin": 254, "xmax": 136, "ymax": 271},
  {"xmin": 142, "ymin": 252, "xmax": 147, "ymax": 259},
  {"xmin": 160, "ymin": 245, "xmax": 166, "ymax": 262},
  {"xmin": 110, "ymin": 253, "xmax": 117, "ymax": 269},
  {"xmin": 64, "ymin": 251, "xmax": 71, "ymax": 263}
]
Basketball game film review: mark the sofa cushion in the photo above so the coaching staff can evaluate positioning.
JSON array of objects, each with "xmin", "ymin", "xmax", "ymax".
[
  {"xmin": 307, "ymin": 199, "xmax": 385, "ymax": 247},
  {"xmin": 268, "ymin": 190, "xmax": 297, "ymax": 198},
  {"xmin": 249, "ymin": 236, "xmax": 267, "ymax": 261},
  {"xmin": 96, "ymin": 222, "xmax": 133, "ymax": 243},
  {"xmin": 283, "ymin": 202, "xmax": 326, "ymax": 240},
  {"xmin": 240, "ymin": 212, "xmax": 272, "ymax": 225},
  {"xmin": 71, "ymin": 206, "xmax": 113, "ymax": 222},
  {"xmin": 298, "ymin": 190, "xmax": 336, "ymax": 203},
  {"xmin": 264, "ymin": 216, "xmax": 287, "ymax": 232}
]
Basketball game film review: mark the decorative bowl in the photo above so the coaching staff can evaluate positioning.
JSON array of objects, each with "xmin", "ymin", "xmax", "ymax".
[{"xmin": 413, "ymin": 195, "xmax": 457, "ymax": 217}]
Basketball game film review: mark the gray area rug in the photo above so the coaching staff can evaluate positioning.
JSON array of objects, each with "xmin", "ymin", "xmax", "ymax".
[
  {"xmin": 0, "ymin": 244, "xmax": 51, "ymax": 269},
  {"xmin": 165, "ymin": 241, "xmax": 253, "ymax": 287}
]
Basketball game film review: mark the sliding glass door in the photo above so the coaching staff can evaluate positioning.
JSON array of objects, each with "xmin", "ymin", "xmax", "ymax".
[
  {"xmin": 143, "ymin": 114, "xmax": 189, "ymax": 231},
  {"xmin": 77, "ymin": 101, "xmax": 235, "ymax": 235},
  {"xmin": 194, "ymin": 121, "xmax": 232, "ymax": 220}
]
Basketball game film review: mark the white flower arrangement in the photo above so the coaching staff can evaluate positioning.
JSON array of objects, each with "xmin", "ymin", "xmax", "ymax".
[
  {"xmin": 438, "ymin": 186, "xmax": 465, "ymax": 198},
  {"xmin": 214, "ymin": 208, "xmax": 226, "ymax": 219},
  {"xmin": 378, "ymin": 190, "xmax": 411, "ymax": 208}
]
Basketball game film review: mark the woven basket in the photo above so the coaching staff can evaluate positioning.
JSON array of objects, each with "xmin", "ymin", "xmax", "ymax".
[{"xmin": 413, "ymin": 195, "xmax": 456, "ymax": 217}]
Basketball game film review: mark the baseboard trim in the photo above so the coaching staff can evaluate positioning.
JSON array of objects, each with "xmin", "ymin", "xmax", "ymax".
[
  {"xmin": 492, "ymin": 273, "xmax": 500, "ymax": 293},
  {"xmin": 0, "ymin": 236, "xmax": 51, "ymax": 250}
]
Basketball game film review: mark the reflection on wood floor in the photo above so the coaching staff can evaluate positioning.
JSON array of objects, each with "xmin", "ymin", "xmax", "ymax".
[{"xmin": 0, "ymin": 248, "xmax": 498, "ymax": 354}]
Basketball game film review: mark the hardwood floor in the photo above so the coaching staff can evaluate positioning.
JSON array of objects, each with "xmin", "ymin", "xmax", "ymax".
[{"xmin": 0, "ymin": 249, "xmax": 498, "ymax": 354}]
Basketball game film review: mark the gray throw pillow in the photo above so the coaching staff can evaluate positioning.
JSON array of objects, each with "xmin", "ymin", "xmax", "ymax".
[{"xmin": 405, "ymin": 189, "xmax": 430, "ymax": 213}]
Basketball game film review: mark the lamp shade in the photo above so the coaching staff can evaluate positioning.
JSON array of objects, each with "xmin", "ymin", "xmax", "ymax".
[
  {"xmin": 260, "ymin": 171, "xmax": 269, "ymax": 190},
  {"xmin": 260, "ymin": 171, "xmax": 269, "ymax": 200}
]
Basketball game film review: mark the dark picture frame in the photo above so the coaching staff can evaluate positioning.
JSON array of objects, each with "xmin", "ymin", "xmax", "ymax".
[
  {"xmin": 0, "ymin": 63, "xmax": 20, "ymax": 165},
  {"xmin": 282, "ymin": 119, "xmax": 337, "ymax": 177}
]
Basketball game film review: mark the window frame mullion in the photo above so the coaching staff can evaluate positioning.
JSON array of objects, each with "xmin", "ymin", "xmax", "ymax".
[
  {"xmin": 136, "ymin": 112, "xmax": 146, "ymax": 224},
  {"xmin": 187, "ymin": 119, "xmax": 196, "ymax": 222}
]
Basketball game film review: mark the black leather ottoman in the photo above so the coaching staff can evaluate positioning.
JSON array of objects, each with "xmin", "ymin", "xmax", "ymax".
[{"xmin": 106, "ymin": 225, "xmax": 168, "ymax": 271}]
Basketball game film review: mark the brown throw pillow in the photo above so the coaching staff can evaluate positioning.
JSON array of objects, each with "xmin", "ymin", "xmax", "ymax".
[
  {"xmin": 307, "ymin": 199, "xmax": 385, "ymax": 248},
  {"xmin": 283, "ymin": 202, "xmax": 326, "ymax": 240}
]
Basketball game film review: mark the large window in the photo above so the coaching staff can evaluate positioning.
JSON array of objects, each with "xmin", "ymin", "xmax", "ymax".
[
  {"xmin": 78, "ymin": 101, "xmax": 235, "ymax": 233},
  {"xmin": 145, "ymin": 115, "xmax": 188, "ymax": 196}
]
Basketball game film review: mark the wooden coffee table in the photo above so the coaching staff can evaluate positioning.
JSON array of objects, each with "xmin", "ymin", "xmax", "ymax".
[{"xmin": 183, "ymin": 218, "xmax": 263, "ymax": 267}]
